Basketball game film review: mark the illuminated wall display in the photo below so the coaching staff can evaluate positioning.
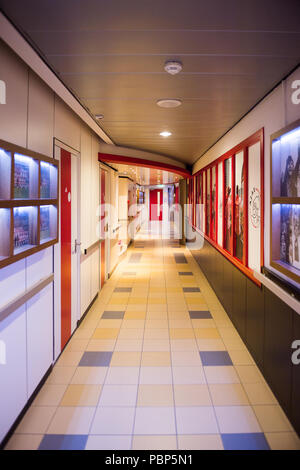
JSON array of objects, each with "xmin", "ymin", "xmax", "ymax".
[
  {"xmin": 188, "ymin": 129, "xmax": 264, "ymax": 283},
  {"xmin": 270, "ymin": 119, "xmax": 300, "ymax": 284},
  {"xmin": 0, "ymin": 139, "xmax": 59, "ymax": 268}
]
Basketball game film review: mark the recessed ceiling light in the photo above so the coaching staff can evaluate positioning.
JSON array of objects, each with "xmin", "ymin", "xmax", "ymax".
[
  {"xmin": 157, "ymin": 98, "xmax": 182, "ymax": 108},
  {"xmin": 164, "ymin": 60, "xmax": 182, "ymax": 75},
  {"xmin": 160, "ymin": 131, "xmax": 172, "ymax": 137},
  {"xmin": 95, "ymin": 114, "xmax": 104, "ymax": 120}
]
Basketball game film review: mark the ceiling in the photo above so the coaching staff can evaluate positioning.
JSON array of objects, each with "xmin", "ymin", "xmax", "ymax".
[
  {"xmin": 110, "ymin": 163, "xmax": 181, "ymax": 186},
  {"xmin": 1, "ymin": 0, "xmax": 300, "ymax": 165}
]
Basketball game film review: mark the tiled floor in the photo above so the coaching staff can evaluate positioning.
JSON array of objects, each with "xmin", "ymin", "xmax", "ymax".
[{"xmin": 5, "ymin": 224, "xmax": 300, "ymax": 450}]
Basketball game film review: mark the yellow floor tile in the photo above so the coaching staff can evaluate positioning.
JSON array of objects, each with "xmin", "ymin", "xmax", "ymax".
[
  {"xmin": 169, "ymin": 328, "xmax": 195, "ymax": 339},
  {"xmin": 141, "ymin": 351, "xmax": 171, "ymax": 366},
  {"xmin": 60, "ymin": 384, "xmax": 102, "ymax": 406},
  {"xmin": 194, "ymin": 328, "xmax": 221, "ymax": 339},
  {"xmin": 92, "ymin": 328, "xmax": 119, "ymax": 339},
  {"xmin": 137, "ymin": 384, "xmax": 174, "ymax": 406},
  {"xmin": 209, "ymin": 383, "xmax": 249, "ymax": 406}
]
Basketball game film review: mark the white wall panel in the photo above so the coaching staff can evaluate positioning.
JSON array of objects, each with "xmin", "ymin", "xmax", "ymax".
[
  {"xmin": 90, "ymin": 249, "xmax": 100, "ymax": 299},
  {"xmin": 26, "ymin": 247, "xmax": 53, "ymax": 289},
  {"xmin": 80, "ymin": 257, "xmax": 91, "ymax": 315},
  {"xmin": 0, "ymin": 306, "xmax": 27, "ymax": 443},
  {"xmin": 0, "ymin": 41, "xmax": 28, "ymax": 147},
  {"xmin": 248, "ymin": 142, "xmax": 262, "ymax": 272},
  {"xmin": 0, "ymin": 260, "xmax": 26, "ymax": 308},
  {"xmin": 54, "ymin": 96, "xmax": 81, "ymax": 152},
  {"xmin": 26, "ymin": 284, "xmax": 53, "ymax": 396},
  {"xmin": 28, "ymin": 71, "xmax": 54, "ymax": 157}
]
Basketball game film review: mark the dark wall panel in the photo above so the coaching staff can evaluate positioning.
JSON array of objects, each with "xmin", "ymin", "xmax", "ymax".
[
  {"xmin": 222, "ymin": 256, "xmax": 233, "ymax": 317},
  {"xmin": 246, "ymin": 279, "xmax": 265, "ymax": 367},
  {"xmin": 264, "ymin": 289, "xmax": 293, "ymax": 414},
  {"xmin": 232, "ymin": 266, "xmax": 247, "ymax": 338},
  {"xmin": 292, "ymin": 312, "xmax": 300, "ymax": 435}
]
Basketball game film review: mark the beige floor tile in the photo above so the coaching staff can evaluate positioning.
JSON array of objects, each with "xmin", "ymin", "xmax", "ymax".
[
  {"xmin": 196, "ymin": 339, "xmax": 226, "ymax": 351},
  {"xmin": 111, "ymin": 351, "xmax": 141, "ymax": 366},
  {"xmin": 228, "ymin": 349, "xmax": 255, "ymax": 365},
  {"xmin": 171, "ymin": 350, "xmax": 202, "ymax": 366},
  {"xmin": 139, "ymin": 366, "xmax": 173, "ymax": 384},
  {"xmin": 86, "ymin": 339, "xmax": 116, "ymax": 351},
  {"xmin": 141, "ymin": 351, "xmax": 171, "ymax": 367},
  {"xmin": 97, "ymin": 319, "xmax": 123, "ymax": 329},
  {"xmin": 253, "ymin": 405, "xmax": 294, "ymax": 432},
  {"xmin": 121, "ymin": 319, "xmax": 145, "ymax": 329},
  {"xmin": 265, "ymin": 432, "xmax": 300, "ymax": 450},
  {"xmin": 60, "ymin": 384, "xmax": 102, "ymax": 406},
  {"xmin": 204, "ymin": 366, "xmax": 240, "ymax": 384},
  {"xmin": 132, "ymin": 435, "xmax": 177, "ymax": 450},
  {"xmin": 215, "ymin": 406, "xmax": 261, "ymax": 433},
  {"xmin": 73, "ymin": 328, "xmax": 95, "ymax": 340},
  {"xmin": 46, "ymin": 366, "xmax": 76, "ymax": 385},
  {"xmin": 172, "ymin": 366, "xmax": 206, "ymax": 385},
  {"xmin": 33, "ymin": 384, "xmax": 68, "ymax": 407},
  {"xmin": 105, "ymin": 366, "xmax": 140, "ymax": 385},
  {"xmin": 4, "ymin": 434, "xmax": 44, "ymax": 450},
  {"xmin": 65, "ymin": 338, "xmax": 90, "ymax": 352},
  {"xmin": 118, "ymin": 328, "xmax": 144, "ymax": 340},
  {"xmin": 16, "ymin": 406, "xmax": 57, "ymax": 434},
  {"xmin": 98, "ymin": 384, "xmax": 138, "ymax": 407},
  {"xmin": 145, "ymin": 319, "xmax": 168, "ymax": 328},
  {"xmin": 235, "ymin": 365, "xmax": 264, "ymax": 384},
  {"xmin": 170, "ymin": 339, "xmax": 198, "ymax": 351},
  {"xmin": 243, "ymin": 382, "xmax": 278, "ymax": 405},
  {"xmin": 92, "ymin": 328, "xmax": 119, "ymax": 339},
  {"xmin": 70, "ymin": 367, "xmax": 107, "ymax": 385},
  {"xmin": 115, "ymin": 339, "xmax": 143, "ymax": 351},
  {"xmin": 178, "ymin": 434, "xmax": 223, "ymax": 450},
  {"xmin": 138, "ymin": 384, "xmax": 174, "ymax": 406},
  {"xmin": 144, "ymin": 328, "xmax": 169, "ymax": 340},
  {"xmin": 56, "ymin": 351, "xmax": 83, "ymax": 367},
  {"xmin": 47, "ymin": 407, "xmax": 95, "ymax": 434},
  {"xmin": 143, "ymin": 339, "xmax": 170, "ymax": 351},
  {"xmin": 174, "ymin": 384, "xmax": 212, "ymax": 406},
  {"xmin": 209, "ymin": 383, "xmax": 249, "ymax": 406},
  {"xmin": 169, "ymin": 320, "xmax": 193, "ymax": 328},
  {"xmin": 134, "ymin": 407, "xmax": 176, "ymax": 435}
]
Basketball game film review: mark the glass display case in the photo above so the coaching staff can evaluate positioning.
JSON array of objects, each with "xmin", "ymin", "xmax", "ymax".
[
  {"xmin": 0, "ymin": 139, "xmax": 59, "ymax": 268},
  {"xmin": 270, "ymin": 119, "xmax": 300, "ymax": 284}
]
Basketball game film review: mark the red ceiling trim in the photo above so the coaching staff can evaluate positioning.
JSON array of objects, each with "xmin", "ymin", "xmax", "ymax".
[{"xmin": 98, "ymin": 153, "xmax": 191, "ymax": 178}]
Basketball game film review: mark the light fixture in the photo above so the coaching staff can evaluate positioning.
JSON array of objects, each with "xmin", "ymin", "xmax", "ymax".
[
  {"xmin": 164, "ymin": 60, "xmax": 182, "ymax": 75},
  {"xmin": 157, "ymin": 98, "xmax": 182, "ymax": 108},
  {"xmin": 95, "ymin": 114, "xmax": 104, "ymax": 120},
  {"xmin": 160, "ymin": 131, "xmax": 172, "ymax": 137}
]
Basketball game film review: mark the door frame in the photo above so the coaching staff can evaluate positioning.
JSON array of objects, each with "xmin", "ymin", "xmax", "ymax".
[{"xmin": 53, "ymin": 139, "xmax": 81, "ymax": 358}]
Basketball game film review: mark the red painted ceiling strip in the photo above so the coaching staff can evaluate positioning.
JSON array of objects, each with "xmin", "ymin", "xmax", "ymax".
[{"xmin": 98, "ymin": 152, "xmax": 190, "ymax": 178}]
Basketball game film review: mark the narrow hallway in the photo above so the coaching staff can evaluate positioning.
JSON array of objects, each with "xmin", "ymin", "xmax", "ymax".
[{"xmin": 5, "ymin": 224, "xmax": 299, "ymax": 451}]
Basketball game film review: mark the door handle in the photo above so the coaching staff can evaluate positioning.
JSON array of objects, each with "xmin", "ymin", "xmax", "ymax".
[{"xmin": 74, "ymin": 239, "xmax": 82, "ymax": 253}]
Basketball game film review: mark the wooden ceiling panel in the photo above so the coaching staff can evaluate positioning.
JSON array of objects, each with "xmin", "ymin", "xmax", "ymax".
[{"xmin": 0, "ymin": 0, "xmax": 299, "ymax": 165}]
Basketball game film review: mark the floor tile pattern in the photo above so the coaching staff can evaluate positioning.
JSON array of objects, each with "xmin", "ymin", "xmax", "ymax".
[{"xmin": 5, "ymin": 224, "xmax": 300, "ymax": 450}]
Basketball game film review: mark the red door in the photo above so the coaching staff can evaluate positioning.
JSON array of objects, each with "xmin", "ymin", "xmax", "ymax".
[
  {"xmin": 100, "ymin": 169, "xmax": 106, "ymax": 288},
  {"xmin": 150, "ymin": 188, "xmax": 163, "ymax": 221},
  {"xmin": 60, "ymin": 149, "xmax": 72, "ymax": 350}
]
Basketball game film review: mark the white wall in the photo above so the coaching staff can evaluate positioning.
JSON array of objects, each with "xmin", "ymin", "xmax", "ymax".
[
  {"xmin": 192, "ymin": 66, "xmax": 300, "ymax": 278},
  {"xmin": 0, "ymin": 39, "xmax": 107, "ymax": 442}
]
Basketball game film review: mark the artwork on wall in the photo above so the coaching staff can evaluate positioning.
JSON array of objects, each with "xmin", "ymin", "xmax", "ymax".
[
  {"xmin": 0, "ymin": 139, "xmax": 58, "ymax": 268},
  {"xmin": 271, "ymin": 119, "xmax": 300, "ymax": 284},
  {"xmin": 188, "ymin": 128, "xmax": 263, "ymax": 284}
]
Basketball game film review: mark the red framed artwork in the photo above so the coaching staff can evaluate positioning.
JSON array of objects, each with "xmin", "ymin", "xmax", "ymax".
[{"xmin": 191, "ymin": 129, "xmax": 264, "ymax": 285}]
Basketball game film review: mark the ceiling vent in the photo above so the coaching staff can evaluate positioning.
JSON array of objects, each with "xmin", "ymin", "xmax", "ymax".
[{"xmin": 164, "ymin": 60, "xmax": 182, "ymax": 75}]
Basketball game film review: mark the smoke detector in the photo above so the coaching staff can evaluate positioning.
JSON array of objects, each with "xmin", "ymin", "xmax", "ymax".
[
  {"xmin": 157, "ymin": 98, "xmax": 182, "ymax": 108},
  {"xmin": 164, "ymin": 60, "xmax": 182, "ymax": 75}
]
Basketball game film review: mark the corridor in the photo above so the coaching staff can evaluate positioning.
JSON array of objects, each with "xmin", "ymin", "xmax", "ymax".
[{"xmin": 5, "ymin": 224, "xmax": 300, "ymax": 451}]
